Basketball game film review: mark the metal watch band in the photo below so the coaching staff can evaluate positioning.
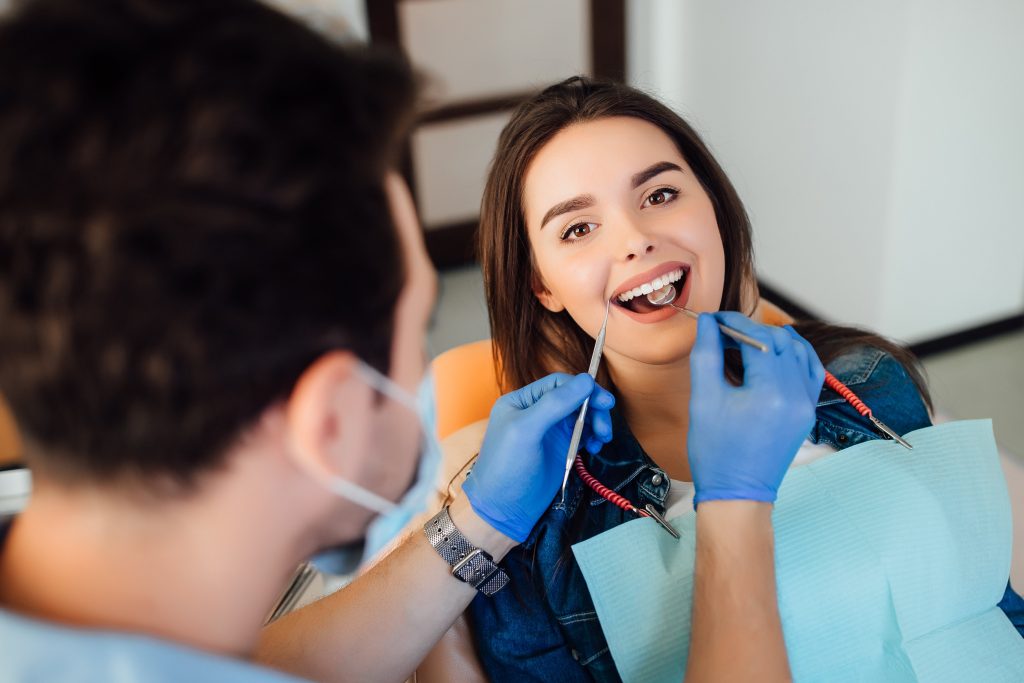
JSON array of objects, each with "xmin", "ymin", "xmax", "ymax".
[{"xmin": 423, "ymin": 506, "xmax": 509, "ymax": 596}]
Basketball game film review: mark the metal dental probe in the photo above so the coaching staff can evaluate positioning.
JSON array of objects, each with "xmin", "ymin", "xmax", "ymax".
[
  {"xmin": 560, "ymin": 300, "xmax": 611, "ymax": 504},
  {"xmin": 646, "ymin": 284, "xmax": 770, "ymax": 352}
]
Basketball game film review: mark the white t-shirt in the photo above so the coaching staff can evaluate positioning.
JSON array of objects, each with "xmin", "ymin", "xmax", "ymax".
[{"xmin": 663, "ymin": 439, "xmax": 837, "ymax": 519}]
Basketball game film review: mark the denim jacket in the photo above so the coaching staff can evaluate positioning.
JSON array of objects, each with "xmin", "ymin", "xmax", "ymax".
[{"xmin": 468, "ymin": 346, "xmax": 1024, "ymax": 682}]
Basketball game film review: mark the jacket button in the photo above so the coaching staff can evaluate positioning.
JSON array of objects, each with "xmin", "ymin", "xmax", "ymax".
[
  {"xmin": 651, "ymin": 473, "xmax": 664, "ymax": 486},
  {"xmin": 838, "ymin": 434, "xmax": 848, "ymax": 443}
]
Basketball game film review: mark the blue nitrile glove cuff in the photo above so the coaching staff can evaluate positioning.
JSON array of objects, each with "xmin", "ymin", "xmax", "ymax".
[
  {"xmin": 464, "ymin": 485, "xmax": 528, "ymax": 543},
  {"xmin": 693, "ymin": 488, "xmax": 778, "ymax": 508}
]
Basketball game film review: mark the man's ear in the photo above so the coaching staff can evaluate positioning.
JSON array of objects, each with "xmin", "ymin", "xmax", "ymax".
[
  {"xmin": 284, "ymin": 351, "xmax": 374, "ymax": 482},
  {"xmin": 532, "ymin": 273, "xmax": 565, "ymax": 313}
]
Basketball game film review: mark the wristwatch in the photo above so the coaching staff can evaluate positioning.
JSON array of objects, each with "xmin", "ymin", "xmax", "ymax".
[{"xmin": 423, "ymin": 506, "xmax": 509, "ymax": 596}]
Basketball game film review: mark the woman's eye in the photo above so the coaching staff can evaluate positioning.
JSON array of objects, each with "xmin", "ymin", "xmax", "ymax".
[
  {"xmin": 561, "ymin": 222, "xmax": 598, "ymax": 241},
  {"xmin": 643, "ymin": 187, "xmax": 680, "ymax": 207}
]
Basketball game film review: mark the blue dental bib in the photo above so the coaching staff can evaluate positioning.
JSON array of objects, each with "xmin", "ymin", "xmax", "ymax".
[{"xmin": 572, "ymin": 420, "xmax": 1024, "ymax": 682}]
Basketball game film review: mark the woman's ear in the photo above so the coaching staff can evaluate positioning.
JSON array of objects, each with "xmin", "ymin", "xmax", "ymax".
[
  {"xmin": 532, "ymin": 273, "xmax": 566, "ymax": 313},
  {"xmin": 284, "ymin": 351, "xmax": 375, "ymax": 483}
]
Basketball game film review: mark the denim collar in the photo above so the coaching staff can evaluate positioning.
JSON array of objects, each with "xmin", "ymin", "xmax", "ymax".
[{"xmin": 581, "ymin": 408, "xmax": 672, "ymax": 512}]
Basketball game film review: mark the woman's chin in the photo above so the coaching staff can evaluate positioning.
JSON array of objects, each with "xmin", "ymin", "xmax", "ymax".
[{"xmin": 608, "ymin": 329, "xmax": 698, "ymax": 367}]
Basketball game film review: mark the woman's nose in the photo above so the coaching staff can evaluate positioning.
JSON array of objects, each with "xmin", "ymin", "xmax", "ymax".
[
  {"xmin": 618, "ymin": 219, "xmax": 657, "ymax": 261},
  {"xmin": 625, "ymin": 242, "xmax": 655, "ymax": 261}
]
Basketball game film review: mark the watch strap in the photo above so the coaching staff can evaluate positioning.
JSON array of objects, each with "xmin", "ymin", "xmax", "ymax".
[{"xmin": 423, "ymin": 507, "xmax": 509, "ymax": 596}]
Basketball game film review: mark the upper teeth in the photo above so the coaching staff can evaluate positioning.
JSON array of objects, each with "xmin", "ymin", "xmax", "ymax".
[{"xmin": 617, "ymin": 268, "xmax": 685, "ymax": 303}]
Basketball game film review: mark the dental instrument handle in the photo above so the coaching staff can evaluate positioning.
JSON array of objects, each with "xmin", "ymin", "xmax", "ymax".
[
  {"xmin": 672, "ymin": 305, "xmax": 769, "ymax": 353},
  {"xmin": 560, "ymin": 301, "xmax": 611, "ymax": 503},
  {"xmin": 560, "ymin": 395, "xmax": 591, "ymax": 503}
]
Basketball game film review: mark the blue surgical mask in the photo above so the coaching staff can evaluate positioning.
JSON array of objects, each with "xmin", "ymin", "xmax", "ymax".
[{"xmin": 310, "ymin": 362, "xmax": 441, "ymax": 576}]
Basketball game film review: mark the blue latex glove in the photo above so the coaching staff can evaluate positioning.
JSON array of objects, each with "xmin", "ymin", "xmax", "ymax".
[
  {"xmin": 464, "ymin": 372, "xmax": 615, "ymax": 542},
  {"xmin": 689, "ymin": 311, "xmax": 825, "ymax": 505}
]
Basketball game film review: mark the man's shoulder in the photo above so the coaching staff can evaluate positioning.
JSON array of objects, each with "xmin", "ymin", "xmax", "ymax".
[{"xmin": 0, "ymin": 606, "xmax": 307, "ymax": 682}]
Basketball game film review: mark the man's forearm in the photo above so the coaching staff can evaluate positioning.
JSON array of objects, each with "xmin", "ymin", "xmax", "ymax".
[
  {"xmin": 254, "ymin": 495, "xmax": 514, "ymax": 683},
  {"xmin": 685, "ymin": 501, "xmax": 791, "ymax": 683}
]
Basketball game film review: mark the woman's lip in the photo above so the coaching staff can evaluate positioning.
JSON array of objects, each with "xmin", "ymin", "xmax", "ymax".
[
  {"xmin": 611, "ymin": 268, "xmax": 694, "ymax": 324},
  {"xmin": 610, "ymin": 261, "xmax": 690, "ymax": 300}
]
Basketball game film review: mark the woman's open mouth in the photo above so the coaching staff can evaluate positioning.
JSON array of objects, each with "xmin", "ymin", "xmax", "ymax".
[{"xmin": 611, "ymin": 263, "xmax": 691, "ymax": 322}]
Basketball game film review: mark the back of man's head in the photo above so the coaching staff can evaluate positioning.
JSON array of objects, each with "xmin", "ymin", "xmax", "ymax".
[{"xmin": 0, "ymin": 0, "xmax": 417, "ymax": 488}]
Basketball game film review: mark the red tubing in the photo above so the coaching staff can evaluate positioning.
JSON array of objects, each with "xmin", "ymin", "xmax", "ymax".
[
  {"xmin": 824, "ymin": 370, "xmax": 871, "ymax": 418},
  {"xmin": 574, "ymin": 454, "xmax": 649, "ymax": 518}
]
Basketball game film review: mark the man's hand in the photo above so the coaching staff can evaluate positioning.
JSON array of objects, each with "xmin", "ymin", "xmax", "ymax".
[
  {"xmin": 463, "ymin": 373, "xmax": 615, "ymax": 542},
  {"xmin": 688, "ymin": 312, "xmax": 825, "ymax": 505}
]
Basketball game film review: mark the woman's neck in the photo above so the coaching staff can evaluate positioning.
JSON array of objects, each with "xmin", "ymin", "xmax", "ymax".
[{"xmin": 607, "ymin": 355, "xmax": 693, "ymax": 482}]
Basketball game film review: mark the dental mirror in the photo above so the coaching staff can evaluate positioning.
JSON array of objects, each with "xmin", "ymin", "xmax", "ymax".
[{"xmin": 646, "ymin": 284, "xmax": 678, "ymax": 308}]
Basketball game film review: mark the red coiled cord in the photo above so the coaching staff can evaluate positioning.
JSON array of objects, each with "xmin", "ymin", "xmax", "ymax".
[
  {"xmin": 574, "ymin": 454, "xmax": 651, "ymax": 518},
  {"xmin": 824, "ymin": 371, "xmax": 871, "ymax": 418},
  {"xmin": 575, "ymin": 371, "xmax": 873, "ymax": 517}
]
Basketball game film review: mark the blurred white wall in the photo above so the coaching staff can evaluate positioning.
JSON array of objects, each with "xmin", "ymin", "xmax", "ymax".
[
  {"xmin": 266, "ymin": 0, "xmax": 368, "ymax": 41},
  {"xmin": 629, "ymin": 0, "xmax": 1024, "ymax": 343}
]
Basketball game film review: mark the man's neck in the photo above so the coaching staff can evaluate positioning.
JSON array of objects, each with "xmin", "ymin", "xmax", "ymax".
[
  {"xmin": 0, "ymin": 466, "xmax": 320, "ymax": 657},
  {"xmin": 607, "ymin": 355, "xmax": 693, "ymax": 482}
]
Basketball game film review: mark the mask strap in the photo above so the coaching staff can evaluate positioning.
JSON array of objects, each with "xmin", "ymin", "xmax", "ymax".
[
  {"xmin": 354, "ymin": 362, "xmax": 419, "ymax": 414},
  {"xmin": 317, "ymin": 361, "xmax": 422, "ymax": 515},
  {"xmin": 324, "ymin": 474, "xmax": 398, "ymax": 515},
  {"xmin": 293, "ymin": 361, "xmax": 414, "ymax": 516}
]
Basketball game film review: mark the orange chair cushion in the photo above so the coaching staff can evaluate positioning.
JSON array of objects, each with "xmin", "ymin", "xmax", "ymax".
[
  {"xmin": 0, "ymin": 394, "xmax": 21, "ymax": 466},
  {"xmin": 431, "ymin": 339, "xmax": 501, "ymax": 441}
]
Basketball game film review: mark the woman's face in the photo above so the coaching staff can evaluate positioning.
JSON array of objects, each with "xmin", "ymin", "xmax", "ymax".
[{"xmin": 524, "ymin": 116, "xmax": 726, "ymax": 366}]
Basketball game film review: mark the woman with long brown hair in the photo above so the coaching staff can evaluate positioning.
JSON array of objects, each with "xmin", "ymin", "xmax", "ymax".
[{"xmin": 452, "ymin": 76, "xmax": 1024, "ymax": 681}]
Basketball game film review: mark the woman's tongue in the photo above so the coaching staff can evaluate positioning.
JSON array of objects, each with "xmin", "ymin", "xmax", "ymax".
[{"xmin": 626, "ymin": 292, "xmax": 664, "ymax": 314}]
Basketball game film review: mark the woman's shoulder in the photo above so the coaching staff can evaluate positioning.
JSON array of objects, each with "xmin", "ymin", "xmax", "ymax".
[
  {"xmin": 440, "ymin": 419, "xmax": 488, "ymax": 464},
  {"xmin": 436, "ymin": 418, "xmax": 488, "ymax": 497},
  {"xmin": 814, "ymin": 345, "xmax": 932, "ymax": 446},
  {"xmin": 821, "ymin": 345, "xmax": 924, "ymax": 402}
]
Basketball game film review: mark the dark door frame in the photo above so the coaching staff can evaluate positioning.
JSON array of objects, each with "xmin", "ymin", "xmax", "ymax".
[{"xmin": 368, "ymin": 0, "xmax": 626, "ymax": 269}]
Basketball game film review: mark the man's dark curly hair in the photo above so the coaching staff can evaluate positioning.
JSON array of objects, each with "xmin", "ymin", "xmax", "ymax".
[{"xmin": 0, "ymin": 0, "xmax": 418, "ymax": 488}]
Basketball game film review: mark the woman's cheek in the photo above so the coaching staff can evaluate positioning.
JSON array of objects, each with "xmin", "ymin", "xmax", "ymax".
[
  {"xmin": 687, "ymin": 230, "xmax": 726, "ymax": 311},
  {"xmin": 558, "ymin": 265, "xmax": 610, "ymax": 338}
]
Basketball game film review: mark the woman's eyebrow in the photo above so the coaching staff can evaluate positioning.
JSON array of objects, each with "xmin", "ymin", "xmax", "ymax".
[
  {"xmin": 631, "ymin": 161, "xmax": 683, "ymax": 189},
  {"xmin": 538, "ymin": 161, "xmax": 682, "ymax": 229},
  {"xmin": 540, "ymin": 194, "xmax": 595, "ymax": 230}
]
